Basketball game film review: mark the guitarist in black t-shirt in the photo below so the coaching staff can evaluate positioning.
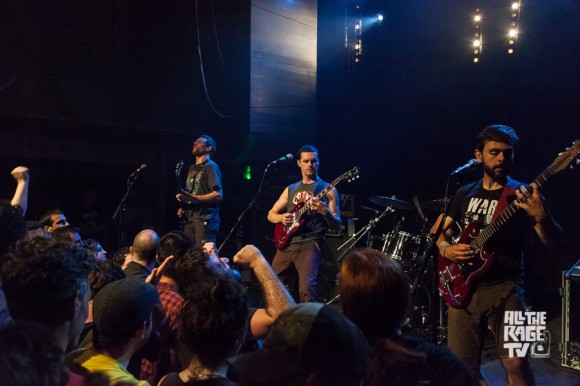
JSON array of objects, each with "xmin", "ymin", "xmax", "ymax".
[{"xmin": 431, "ymin": 125, "xmax": 562, "ymax": 385}]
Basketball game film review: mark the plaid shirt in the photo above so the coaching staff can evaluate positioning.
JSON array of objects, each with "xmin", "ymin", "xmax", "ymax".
[
  {"xmin": 140, "ymin": 281, "xmax": 184, "ymax": 383},
  {"xmin": 158, "ymin": 281, "xmax": 185, "ymax": 332}
]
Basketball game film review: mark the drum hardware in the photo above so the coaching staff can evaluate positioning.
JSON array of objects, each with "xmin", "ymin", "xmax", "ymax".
[
  {"xmin": 403, "ymin": 273, "xmax": 432, "ymax": 330},
  {"xmin": 335, "ymin": 206, "xmax": 395, "ymax": 261},
  {"xmin": 369, "ymin": 196, "xmax": 413, "ymax": 210}
]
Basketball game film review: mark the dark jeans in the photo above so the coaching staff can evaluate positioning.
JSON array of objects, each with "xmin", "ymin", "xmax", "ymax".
[
  {"xmin": 183, "ymin": 215, "xmax": 219, "ymax": 247},
  {"xmin": 271, "ymin": 240, "xmax": 322, "ymax": 303}
]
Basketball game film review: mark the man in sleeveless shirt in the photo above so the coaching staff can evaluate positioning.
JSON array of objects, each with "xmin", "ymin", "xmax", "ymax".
[
  {"xmin": 176, "ymin": 135, "xmax": 223, "ymax": 247},
  {"xmin": 267, "ymin": 145, "xmax": 341, "ymax": 302}
]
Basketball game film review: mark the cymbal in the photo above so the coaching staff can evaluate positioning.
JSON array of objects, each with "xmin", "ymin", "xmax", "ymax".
[
  {"xmin": 420, "ymin": 199, "xmax": 448, "ymax": 211},
  {"xmin": 369, "ymin": 196, "xmax": 412, "ymax": 210}
]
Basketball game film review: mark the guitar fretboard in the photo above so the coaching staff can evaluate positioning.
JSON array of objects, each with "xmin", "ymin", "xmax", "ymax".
[{"xmin": 471, "ymin": 162, "xmax": 558, "ymax": 249}]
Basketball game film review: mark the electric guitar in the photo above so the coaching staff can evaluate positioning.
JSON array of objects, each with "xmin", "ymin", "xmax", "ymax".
[
  {"xmin": 175, "ymin": 160, "xmax": 186, "ymax": 225},
  {"xmin": 438, "ymin": 140, "xmax": 579, "ymax": 308},
  {"xmin": 175, "ymin": 160, "xmax": 184, "ymax": 193},
  {"xmin": 274, "ymin": 166, "xmax": 360, "ymax": 250}
]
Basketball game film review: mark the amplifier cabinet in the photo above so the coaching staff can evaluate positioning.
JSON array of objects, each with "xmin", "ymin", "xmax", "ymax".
[{"xmin": 561, "ymin": 259, "xmax": 580, "ymax": 371}]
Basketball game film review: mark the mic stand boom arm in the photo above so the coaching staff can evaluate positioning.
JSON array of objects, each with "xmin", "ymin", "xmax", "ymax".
[
  {"xmin": 112, "ymin": 172, "xmax": 141, "ymax": 246},
  {"xmin": 218, "ymin": 162, "xmax": 277, "ymax": 254}
]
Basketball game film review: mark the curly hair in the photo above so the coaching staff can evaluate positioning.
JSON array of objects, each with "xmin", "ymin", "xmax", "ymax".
[
  {"xmin": 177, "ymin": 277, "xmax": 248, "ymax": 370},
  {"xmin": 171, "ymin": 247, "xmax": 228, "ymax": 297},
  {"xmin": 0, "ymin": 321, "xmax": 67, "ymax": 386},
  {"xmin": 88, "ymin": 259, "xmax": 125, "ymax": 299},
  {"xmin": 156, "ymin": 230, "xmax": 195, "ymax": 280},
  {"xmin": 0, "ymin": 238, "xmax": 95, "ymax": 327}
]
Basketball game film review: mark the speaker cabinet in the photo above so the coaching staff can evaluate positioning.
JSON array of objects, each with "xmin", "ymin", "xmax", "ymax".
[{"xmin": 561, "ymin": 258, "xmax": 580, "ymax": 370}]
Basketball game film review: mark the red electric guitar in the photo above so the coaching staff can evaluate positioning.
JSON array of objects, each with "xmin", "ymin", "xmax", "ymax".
[
  {"xmin": 274, "ymin": 166, "xmax": 360, "ymax": 250},
  {"xmin": 438, "ymin": 140, "xmax": 579, "ymax": 308}
]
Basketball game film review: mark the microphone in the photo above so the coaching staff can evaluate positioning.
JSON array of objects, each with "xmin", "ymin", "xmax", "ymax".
[
  {"xmin": 132, "ymin": 164, "xmax": 148, "ymax": 175},
  {"xmin": 269, "ymin": 154, "xmax": 294, "ymax": 165},
  {"xmin": 450, "ymin": 159, "xmax": 480, "ymax": 175}
]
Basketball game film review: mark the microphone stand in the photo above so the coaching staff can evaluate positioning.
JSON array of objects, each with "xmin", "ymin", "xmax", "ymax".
[
  {"xmin": 409, "ymin": 172, "xmax": 465, "ymax": 344},
  {"xmin": 218, "ymin": 161, "xmax": 279, "ymax": 254},
  {"xmin": 112, "ymin": 172, "xmax": 140, "ymax": 246},
  {"xmin": 335, "ymin": 206, "xmax": 394, "ymax": 262}
]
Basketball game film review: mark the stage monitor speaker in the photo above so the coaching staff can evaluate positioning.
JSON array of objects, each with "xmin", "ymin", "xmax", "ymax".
[{"xmin": 561, "ymin": 258, "xmax": 580, "ymax": 370}]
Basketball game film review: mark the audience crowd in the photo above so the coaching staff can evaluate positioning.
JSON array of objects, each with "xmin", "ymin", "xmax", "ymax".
[{"xmin": 0, "ymin": 166, "xmax": 475, "ymax": 386}]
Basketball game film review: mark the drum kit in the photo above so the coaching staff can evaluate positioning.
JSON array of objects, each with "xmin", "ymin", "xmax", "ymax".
[{"xmin": 362, "ymin": 195, "xmax": 448, "ymax": 331}]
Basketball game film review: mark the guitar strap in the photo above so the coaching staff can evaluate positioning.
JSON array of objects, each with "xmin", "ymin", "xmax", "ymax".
[{"xmin": 490, "ymin": 178, "xmax": 519, "ymax": 222}]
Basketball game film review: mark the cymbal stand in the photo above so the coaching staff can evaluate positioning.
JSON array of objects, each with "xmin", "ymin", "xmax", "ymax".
[{"xmin": 335, "ymin": 206, "xmax": 394, "ymax": 261}]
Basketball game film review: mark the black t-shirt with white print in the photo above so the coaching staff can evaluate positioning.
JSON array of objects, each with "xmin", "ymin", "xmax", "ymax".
[{"xmin": 447, "ymin": 178, "xmax": 530, "ymax": 284}]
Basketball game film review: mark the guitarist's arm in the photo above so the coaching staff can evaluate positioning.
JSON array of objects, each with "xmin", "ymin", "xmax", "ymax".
[
  {"xmin": 311, "ymin": 187, "xmax": 341, "ymax": 232},
  {"xmin": 430, "ymin": 214, "xmax": 475, "ymax": 263},
  {"xmin": 268, "ymin": 187, "xmax": 293, "ymax": 226},
  {"xmin": 176, "ymin": 189, "xmax": 222, "ymax": 205},
  {"xmin": 514, "ymin": 183, "xmax": 562, "ymax": 248}
]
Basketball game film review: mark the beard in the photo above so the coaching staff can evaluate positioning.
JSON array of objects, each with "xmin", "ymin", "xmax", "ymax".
[{"xmin": 483, "ymin": 163, "xmax": 509, "ymax": 180}]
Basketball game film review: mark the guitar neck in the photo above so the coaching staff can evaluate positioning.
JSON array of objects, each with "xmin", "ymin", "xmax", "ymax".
[
  {"xmin": 296, "ymin": 183, "xmax": 336, "ymax": 217},
  {"xmin": 472, "ymin": 165, "xmax": 556, "ymax": 249}
]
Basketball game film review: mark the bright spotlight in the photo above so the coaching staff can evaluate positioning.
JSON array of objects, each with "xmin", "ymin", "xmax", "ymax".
[
  {"xmin": 376, "ymin": 14, "xmax": 384, "ymax": 23},
  {"xmin": 473, "ymin": 39, "xmax": 481, "ymax": 47},
  {"xmin": 511, "ymin": 2, "xmax": 519, "ymax": 10},
  {"xmin": 508, "ymin": 29, "xmax": 518, "ymax": 37},
  {"xmin": 474, "ymin": 15, "xmax": 482, "ymax": 22}
]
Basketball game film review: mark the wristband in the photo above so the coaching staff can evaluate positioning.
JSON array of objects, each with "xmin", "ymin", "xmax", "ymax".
[{"xmin": 438, "ymin": 241, "xmax": 451, "ymax": 256}]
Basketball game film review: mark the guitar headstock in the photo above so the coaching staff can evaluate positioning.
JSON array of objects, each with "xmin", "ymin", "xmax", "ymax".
[
  {"xmin": 339, "ymin": 166, "xmax": 360, "ymax": 184},
  {"xmin": 551, "ymin": 140, "xmax": 579, "ymax": 174},
  {"xmin": 175, "ymin": 160, "xmax": 184, "ymax": 177}
]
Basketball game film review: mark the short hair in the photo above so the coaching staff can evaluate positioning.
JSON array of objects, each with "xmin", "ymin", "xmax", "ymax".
[
  {"xmin": 39, "ymin": 209, "xmax": 65, "ymax": 228},
  {"xmin": 201, "ymin": 135, "xmax": 217, "ymax": 154},
  {"xmin": 475, "ymin": 124, "xmax": 519, "ymax": 152},
  {"xmin": 157, "ymin": 230, "xmax": 195, "ymax": 280},
  {"xmin": 296, "ymin": 145, "xmax": 319, "ymax": 160},
  {"xmin": 177, "ymin": 277, "xmax": 248, "ymax": 369},
  {"xmin": 88, "ymin": 259, "xmax": 125, "ymax": 299},
  {"xmin": 0, "ymin": 200, "xmax": 27, "ymax": 256},
  {"xmin": 339, "ymin": 248, "xmax": 410, "ymax": 344},
  {"xmin": 0, "ymin": 321, "xmax": 67, "ymax": 386},
  {"xmin": 0, "ymin": 238, "xmax": 94, "ymax": 327}
]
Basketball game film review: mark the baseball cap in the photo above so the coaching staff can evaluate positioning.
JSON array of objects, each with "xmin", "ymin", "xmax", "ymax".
[{"xmin": 228, "ymin": 303, "xmax": 369, "ymax": 383}]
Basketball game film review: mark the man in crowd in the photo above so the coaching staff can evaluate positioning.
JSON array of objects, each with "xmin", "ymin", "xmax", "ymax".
[{"xmin": 123, "ymin": 229, "xmax": 161, "ymax": 280}]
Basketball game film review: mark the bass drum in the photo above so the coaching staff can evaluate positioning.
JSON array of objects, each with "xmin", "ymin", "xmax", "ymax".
[{"xmin": 402, "ymin": 273, "xmax": 432, "ymax": 330}]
